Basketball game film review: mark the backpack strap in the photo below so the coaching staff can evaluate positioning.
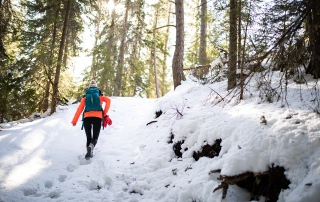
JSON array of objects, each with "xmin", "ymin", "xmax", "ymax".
[{"xmin": 81, "ymin": 113, "xmax": 84, "ymax": 130}]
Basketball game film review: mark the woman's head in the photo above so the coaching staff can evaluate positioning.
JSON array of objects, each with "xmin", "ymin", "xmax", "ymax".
[{"xmin": 89, "ymin": 80, "xmax": 97, "ymax": 88}]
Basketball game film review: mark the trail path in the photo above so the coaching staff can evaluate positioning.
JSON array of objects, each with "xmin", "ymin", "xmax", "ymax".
[{"xmin": 0, "ymin": 97, "xmax": 171, "ymax": 202}]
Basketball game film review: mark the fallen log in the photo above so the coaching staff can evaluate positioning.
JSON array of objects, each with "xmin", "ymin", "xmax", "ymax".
[{"xmin": 212, "ymin": 166, "xmax": 290, "ymax": 201}]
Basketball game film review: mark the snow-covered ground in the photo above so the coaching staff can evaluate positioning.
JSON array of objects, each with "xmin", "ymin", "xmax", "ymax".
[{"xmin": 1, "ymin": 71, "xmax": 320, "ymax": 202}]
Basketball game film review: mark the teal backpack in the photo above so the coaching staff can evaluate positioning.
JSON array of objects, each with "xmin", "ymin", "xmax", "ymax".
[
  {"xmin": 81, "ymin": 87, "xmax": 104, "ymax": 130},
  {"xmin": 84, "ymin": 87, "xmax": 103, "ymax": 112}
]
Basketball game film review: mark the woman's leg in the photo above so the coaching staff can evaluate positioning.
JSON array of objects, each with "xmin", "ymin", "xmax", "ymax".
[
  {"xmin": 91, "ymin": 117, "xmax": 102, "ymax": 146},
  {"xmin": 83, "ymin": 118, "xmax": 93, "ymax": 147},
  {"xmin": 83, "ymin": 117, "xmax": 101, "ymax": 159}
]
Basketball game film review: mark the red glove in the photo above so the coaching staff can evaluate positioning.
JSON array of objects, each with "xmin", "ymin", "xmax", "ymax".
[{"xmin": 102, "ymin": 114, "xmax": 112, "ymax": 128}]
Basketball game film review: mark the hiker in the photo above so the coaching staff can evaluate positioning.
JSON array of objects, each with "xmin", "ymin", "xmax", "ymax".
[{"xmin": 71, "ymin": 80, "xmax": 112, "ymax": 159}]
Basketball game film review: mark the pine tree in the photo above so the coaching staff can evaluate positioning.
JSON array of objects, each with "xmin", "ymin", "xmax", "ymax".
[
  {"xmin": 50, "ymin": 0, "xmax": 72, "ymax": 114},
  {"xmin": 172, "ymin": 0, "xmax": 186, "ymax": 89},
  {"xmin": 199, "ymin": 0, "xmax": 208, "ymax": 66},
  {"xmin": 228, "ymin": 0, "xmax": 237, "ymax": 90}
]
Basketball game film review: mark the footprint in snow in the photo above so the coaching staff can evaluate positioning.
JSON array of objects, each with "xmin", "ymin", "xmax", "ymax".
[
  {"xmin": 47, "ymin": 190, "xmax": 61, "ymax": 199},
  {"xmin": 58, "ymin": 175, "xmax": 67, "ymax": 182},
  {"xmin": 45, "ymin": 180, "xmax": 53, "ymax": 188},
  {"xmin": 23, "ymin": 188, "xmax": 37, "ymax": 196},
  {"xmin": 67, "ymin": 164, "xmax": 79, "ymax": 172}
]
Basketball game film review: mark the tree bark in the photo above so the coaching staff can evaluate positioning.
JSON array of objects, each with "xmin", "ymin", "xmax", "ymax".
[
  {"xmin": 228, "ymin": 0, "xmax": 237, "ymax": 90},
  {"xmin": 199, "ymin": 0, "xmax": 208, "ymax": 65},
  {"xmin": 63, "ymin": 27, "xmax": 70, "ymax": 68},
  {"xmin": 162, "ymin": 2, "xmax": 172, "ymax": 96},
  {"xmin": 198, "ymin": 0, "xmax": 208, "ymax": 78},
  {"xmin": 172, "ymin": 0, "xmax": 186, "ymax": 89},
  {"xmin": 42, "ymin": 2, "xmax": 59, "ymax": 113},
  {"xmin": 306, "ymin": 0, "xmax": 320, "ymax": 78},
  {"xmin": 50, "ymin": 0, "xmax": 72, "ymax": 114},
  {"xmin": 91, "ymin": 0, "xmax": 102, "ymax": 80},
  {"xmin": 240, "ymin": 1, "xmax": 250, "ymax": 100},
  {"xmin": 153, "ymin": 7, "xmax": 160, "ymax": 98},
  {"xmin": 237, "ymin": 0, "xmax": 241, "ymax": 70},
  {"xmin": 114, "ymin": 0, "xmax": 130, "ymax": 96},
  {"xmin": 102, "ymin": 1, "xmax": 117, "ymax": 95}
]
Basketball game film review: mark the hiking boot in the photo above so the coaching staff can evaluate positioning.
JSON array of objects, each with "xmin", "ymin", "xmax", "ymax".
[
  {"xmin": 85, "ymin": 142, "xmax": 95, "ymax": 160},
  {"xmin": 89, "ymin": 143, "xmax": 94, "ymax": 157},
  {"xmin": 85, "ymin": 146, "xmax": 92, "ymax": 160}
]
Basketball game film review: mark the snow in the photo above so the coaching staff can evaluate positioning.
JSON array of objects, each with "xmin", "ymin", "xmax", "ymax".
[{"xmin": 1, "ymin": 71, "xmax": 320, "ymax": 202}]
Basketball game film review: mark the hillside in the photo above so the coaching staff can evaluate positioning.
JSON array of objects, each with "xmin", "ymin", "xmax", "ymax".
[{"xmin": 1, "ymin": 72, "xmax": 320, "ymax": 202}]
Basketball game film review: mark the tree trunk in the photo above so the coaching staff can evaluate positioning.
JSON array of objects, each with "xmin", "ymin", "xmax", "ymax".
[
  {"xmin": 1, "ymin": 73, "xmax": 11, "ymax": 123},
  {"xmin": 42, "ymin": 3, "xmax": 59, "ymax": 113},
  {"xmin": 147, "ymin": 49, "xmax": 154, "ymax": 98},
  {"xmin": 102, "ymin": 2, "xmax": 117, "ymax": 95},
  {"xmin": 162, "ymin": 2, "xmax": 172, "ymax": 96},
  {"xmin": 91, "ymin": 0, "xmax": 102, "ymax": 80},
  {"xmin": 198, "ymin": 0, "xmax": 208, "ymax": 78},
  {"xmin": 63, "ymin": 29, "xmax": 69, "ymax": 68},
  {"xmin": 153, "ymin": 7, "xmax": 160, "ymax": 98},
  {"xmin": 240, "ymin": 1, "xmax": 250, "ymax": 100},
  {"xmin": 306, "ymin": 0, "xmax": 320, "ymax": 78},
  {"xmin": 114, "ymin": 0, "xmax": 130, "ymax": 96},
  {"xmin": 228, "ymin": 0, "xmax": 237, "ymax": 90},
  {"xmin": 199, "ymin": 0, "xmax": 208, "ymax": 65},
  {"xmin": 172, "ymin": 0, "xmax": 186, "ymax": 89},
  {"xmin": 50, "ymin": 0, "xmax": 72, "ymax": 114},
  {"xmin": 237, "ymin": 0, "xmax": 241, "ymax": 70}
]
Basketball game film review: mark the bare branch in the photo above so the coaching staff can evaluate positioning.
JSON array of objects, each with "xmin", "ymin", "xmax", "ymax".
[{"xmin": 155, "ymin": 24, "xmax": 176, "ymax": 30}]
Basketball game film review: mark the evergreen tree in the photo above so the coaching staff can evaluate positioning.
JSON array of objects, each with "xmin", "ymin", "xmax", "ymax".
[
  {"xmin": 172, "ymin": 0, "xmax": 186, "ymax": 89},
  {"xmin": 19, "ymin": 0, "xmax": 88, "ymax": 114},
  {"xmin": 199, "ymin": 0, "xmax": 208, "ymax": 66},
  {"xmin": 0, "ymin": 1, "xmax": 32, "ymax": 122},
  {"xmin": 228, "ymin": 0, "xmax": 237, "ymax": 90}
]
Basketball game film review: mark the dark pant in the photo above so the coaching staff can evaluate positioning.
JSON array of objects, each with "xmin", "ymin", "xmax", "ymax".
[{"xmin": 83, "ymin": 117, "xmax": 102, "ymax": 147}]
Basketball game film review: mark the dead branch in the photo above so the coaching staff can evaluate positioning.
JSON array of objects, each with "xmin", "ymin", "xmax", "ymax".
[
  {"xmin": 166, "ymin": 101, "xmax": 185, "ymax": 120},
  {"xmin": 209, "ymin": 87, "xmax": 224, "ymax": 101},
  {"xmin": 155, "ymin": 24, "xmax": 176, "ymax": 30},
  {"xmin": 183, "ymin": 64, "xmax": 211, "ymax": 71},
  {"xmin": 146, "ymin": 120, "xmax": 157, "ymax": 126}
]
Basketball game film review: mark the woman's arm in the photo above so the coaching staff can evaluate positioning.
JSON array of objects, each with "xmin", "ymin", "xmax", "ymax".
[
  {"xmin": 71, "ymin": 97, "xmax": 85, "ymax": 125},
  {"xmin": 101, "ymin": 96, "xmax": 111, "ymax": 115}
]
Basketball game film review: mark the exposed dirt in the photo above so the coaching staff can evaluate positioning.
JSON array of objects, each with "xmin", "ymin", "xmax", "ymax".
[
  {"xmin": 192, "ymin": 139, "xmax": 222, "ymax": 161},
  {"xmin": 213, "ymin": 165, "xmax": 290, "ymax": 202},
  {"xmin": 155, "ymin": 110, "xmax": 162, "ymax": 118}
]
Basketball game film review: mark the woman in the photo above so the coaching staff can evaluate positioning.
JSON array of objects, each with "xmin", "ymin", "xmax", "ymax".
[{"xmin": 71, "ymin": 80, "xmax": 111, "ymax": 159}]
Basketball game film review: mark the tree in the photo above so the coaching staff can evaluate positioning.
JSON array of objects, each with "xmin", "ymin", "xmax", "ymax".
[
  {"xmin": 161, "ymin": 1, "xmax": 173, "ymax": 96},
  {"xmin": 197, "ymin": 0, "xmax": 209, "ymax": 79},
  {"xmin": 227, "ymin": 0, "xmax": 237, "ymax": 90},
  {"xmin": 305, "ymin": 0, "xmax": 320, "ymax": 78},
  {"xmin": 153, "ymin": 5, "xmax": 160, "ymax": 98},
  {"xmin": 0, "ymin": 0, "xmax": 13, "ymax": 122},
  {"xmin": 199, "ymin": 0, "xmax": 208, "ymax": 65},
  {"xmin": 257, "ymin": 0, "xmax": 320, "ymax": 80},
  {"xmin": 172, "ymin": 0, "xmax": 186, "ymax": 89},
  {"xmin": 93, "ymin": 0, "xmax": 118, "ymax": 95},
  {"xmin": 114, "ymin": 0, "xmax": 130, "ymax": 96},
  {"xmin": 90, "ymin": 0, "xmax": 103, "ymax": 80},
  {"xmin": 0, "ymin": 1, "xmax": 30, "ymax": 123},
  {"xmin": 0, "ymin": 0, "xmax": 11, "ymax": 59},
  {"xmin": 42, "ymin": 0, "xmax": 61, "ymax": 113},
  {"xmin": 51, "ymin": 0, "xmax": 72, "ymax": 114}
]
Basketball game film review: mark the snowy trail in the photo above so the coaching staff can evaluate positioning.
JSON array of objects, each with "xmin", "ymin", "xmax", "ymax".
[{"xmin": 0, "ymin": 97, "xmax": 157, "ymax": 202}]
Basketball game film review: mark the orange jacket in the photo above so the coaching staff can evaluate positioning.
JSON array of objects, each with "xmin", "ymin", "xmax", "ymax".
[{"xmin": 71, "ymin": 95, "xmax": 111, "ymax": 125}]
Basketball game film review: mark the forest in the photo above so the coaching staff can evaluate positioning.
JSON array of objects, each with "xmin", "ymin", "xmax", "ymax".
[{"xmin": 1, "ymin": 0, "xmax": 319, "ymax": 123}]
